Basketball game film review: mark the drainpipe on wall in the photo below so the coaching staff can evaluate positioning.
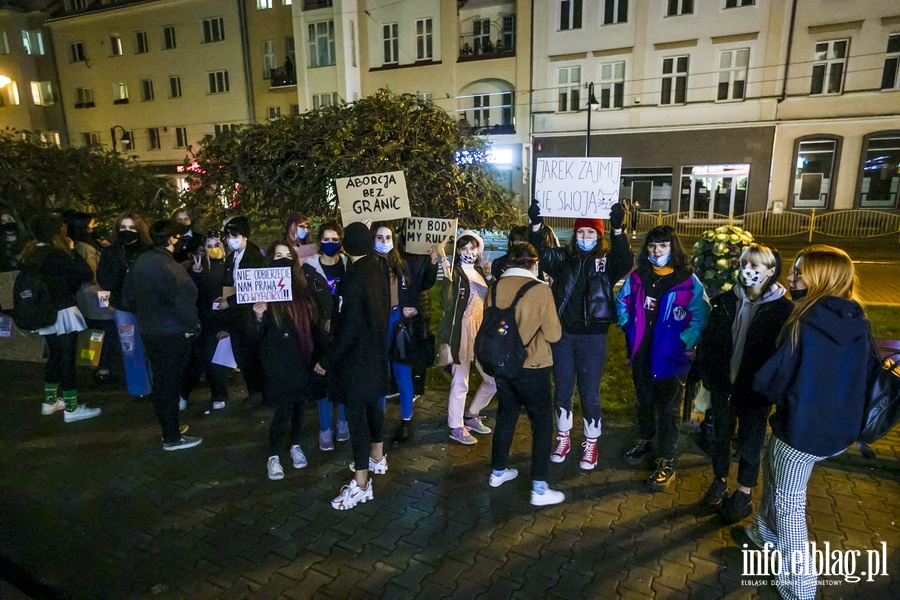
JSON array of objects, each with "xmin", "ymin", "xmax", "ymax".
[
  {"xmin": 779, "ymin": 0, "xmax": 798, "ymax": 106},
  {"xmin": 237, "ymin": 0, "xmax": 256, "ymax": 123},
  {"xmin": 527, "ymin": 0, "xmax": 536, "ymax": 205}
]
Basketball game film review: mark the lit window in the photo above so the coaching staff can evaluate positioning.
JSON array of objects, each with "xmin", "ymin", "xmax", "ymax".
[
  {"xmin": 599, "ymin": 61, "xmax": 625, "ymax": 109},
  {"xmin": 792, "ymin": 138, "xmax": 838, "ymax": 208},
  {"xmin": 110, "ymin": 35, "xmax": 123, "ymax": 56},
  {"xmin": 557, "ymin": 66, "xmax": 581, "ymax": 112},
  {"xmin": 880, "ymin": 34, "xmax": 900, "ymax": 90},
  {"xmin": 473, "ymin": 95, "xmax": 490, "ymax": 128},
  {"xmin": 141, "ymin": 79, "xmax": 154, "ymax": 101},
  {"xmin": 6, "ymin": 81, "xmax": 19, "ymax": 105},
  {"xmin": 135, "ymin": 30, "xmax": 149, "ymax": 54},
  {"xmin": 383, "ymin": 23, "xmax": 398, "ymax": 65},
  {"xmin": 208, "ymin": 70, "xmax": 230, "ymax": 94},
  {"xmin": 560, "ymin": 0, "xmax": 583, "ymax": 31},
  {"xmin": 308, "ymin": 21, "xmax": 335, "ymax": 67},
  {"xmin": 169, "ymin": 76, "xmax": 182, "ymax": 98},
  {"xmin": 666, "ymin": 0, "xmax": 693, "ymax": 16},
  {"xmin": 203, "ymin": 18, "xmax": 225, "ymax": 43},
  {"xmin": 263, "ymin": 40, "xmax": 276, "ymax": 78},
  {"xmin": 175, "ymin": 127, "xmax": 188, "ymax": 148},
  {"xmin": 661, "ymin": 55, "xmax": 689, "ymax": 105},
  {"xmin": 604, "ymin": 0, "xmax": 628, "ymax": 24},
  {"xmin": 416, "ymin": 18, "xmax": 433, "ymax": 61},
  {"xmin": 717, "ymin": 48, "xmax": 749, "ymax": 101},
  {"xmin": 163, "ymin": 26, "xmax": 176, "ymax": 50},
  {"xmin": 22, "ymin": 30, "xmax": 44, "ymax": 55},
  {"xmin": 69, "ymin": 41, "xmax": 86, "ymax": 63},
  {"xmin": 810, "ymin": 39, "xmax": 848, "ymax": 96},
  {"xmin": 859, "ymin": 134, "xmax": 900, "ymax": 208},
  {"xmin": 114, "ymin": 82, "xmax": 129, "ymax": 103},
  {"xmin": 258, "ymin": 0, "xmax": 273, "ymax": 8},
  {"xmin": 30, "ymin": 81, "xmax": 54, "ymax": 106}
]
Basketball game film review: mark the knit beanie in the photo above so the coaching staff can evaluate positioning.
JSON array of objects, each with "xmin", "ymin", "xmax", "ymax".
[
  {"xmin": 343, "ymin": 222, "xmax": 373, "ymax": 257},
  {"xmin": 573, "ymin": 218, "xmax": 604, "ymax": 237},
  {"xmin": 224, "ymin": 216, "xmax": 250, "ymax": 238},
  {"xmin": 30, "ymin": 214, "xmax": 62, "ymax": 243}
]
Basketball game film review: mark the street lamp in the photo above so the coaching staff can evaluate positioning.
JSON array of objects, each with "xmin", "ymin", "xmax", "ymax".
[
  {"xmin": 585, "ymin": 82, "xmax": 600, "ymax": 157},
  {"xmin": 110, "ymin": 125, "xmax": 132, "ymax": 152}
]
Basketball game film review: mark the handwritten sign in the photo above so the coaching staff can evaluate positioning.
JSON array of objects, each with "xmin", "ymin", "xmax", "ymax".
[
  {"xmin": 405, "ymin": 217, "xmax": 458, "ymax": 255},
  {"xmin": 336, "ymin": 170, "xmax": 411, "ymax": 226},
  {"xmin": 534, "ymin": 157, "xmax": 622, "ymax": 219},
  {"xmin": 235, "ymin": 267, "xmax": 292, "ymax": 304}
]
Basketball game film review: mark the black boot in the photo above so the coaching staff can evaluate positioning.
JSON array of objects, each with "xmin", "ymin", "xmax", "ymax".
[
  {"xmin": 699, "ymin": 477, "xmax": 728, "ymax": 511},
  {"xmin": 624, "ymin": 439, "xmax": 654, "ymax": 467},
  {"xmin": 392, "ymin": 419, "xmax": 413, "ymax": 445},
  {"xmin": 647, "ymin": 458, "xmax": 676, "ymax": 491},
  {"xmin": 719, "ymin": 490, "xmax": 753, "ymax": 524}
]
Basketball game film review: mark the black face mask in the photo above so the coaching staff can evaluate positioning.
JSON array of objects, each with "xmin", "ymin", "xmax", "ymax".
[
  {"xmin": 119, "ymin": 230, "xmax": 139, "ymax": 245},
  {"xmin": 2, "ymin": 222, "xmax": 17, "ymax": 234},
  {"xmin": 271, "ymin": 258, "xmax": 293, "ymax": 269},
  {"xmin": 789, "ymin": 288, "xmax": 808, "ymax": 301}
]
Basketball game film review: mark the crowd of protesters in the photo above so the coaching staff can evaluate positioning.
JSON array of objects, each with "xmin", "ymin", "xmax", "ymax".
[{"xmin": 1, "ymin": 200, "xmax": 875, "ymax": 598}]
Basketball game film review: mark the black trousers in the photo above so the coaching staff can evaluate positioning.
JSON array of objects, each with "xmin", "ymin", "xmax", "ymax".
[
  {"xmin": 632, "ymin": 343, "xmax": 685, "ymax": 461},
  {"xmin": 44, "ymin": 332, "xmax": 78, "ymax": 391},
  {"xmin": 346, "ymin": 397, "xmax": 384, "ymax": 471},
  {"xmin": 268, "ymin": 395, "xmax": 305, "ymax": 458},
  {"xmin": 230, "ymin": 324, "xmax": 265, "ymax": 399},
  {"xmin": 181, "ymin": 329, "xmax": 229, "ymax": 404},
  {"xmin": 709, "ymin": 391, "xmax": 771, "ymax": 488},
  {"xmin": 491, "ymin": 367, "xmax": 553, "ymax": 482},
  {"xmin": 144, "ymin": 332, "xmax": 192, "ymax": 443}
]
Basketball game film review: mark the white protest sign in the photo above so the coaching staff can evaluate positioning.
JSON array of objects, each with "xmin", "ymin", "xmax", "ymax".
[
  {"xmin": 404, "ymin": 217, "xmax": 458, "ymax": 255},
  {"xmin": 336, "ymin": 170, "xmax": 411, "ymax": 226},
  {"xmin": 235, "ymin": 267, "xmax": 292, "ymax": 304},
  {"xmin": 534, "ymin": 157, "xmax": 622, "ymax": 219}
]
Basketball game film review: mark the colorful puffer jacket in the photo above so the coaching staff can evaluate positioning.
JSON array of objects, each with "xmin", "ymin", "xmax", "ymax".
[{"xmin": 615, "ymin": 269, "xmax": 710, "ymax": 379}]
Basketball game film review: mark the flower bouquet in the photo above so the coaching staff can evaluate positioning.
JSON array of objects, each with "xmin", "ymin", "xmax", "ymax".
[{"xmin": 690, "ymin": 225, "xmax": 754, "ymax": 295}]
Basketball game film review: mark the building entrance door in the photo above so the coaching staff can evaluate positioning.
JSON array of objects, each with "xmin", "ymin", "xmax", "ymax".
[{"xmin": 681, "ymin": 165, "xmax": 749, "ymax": 220}]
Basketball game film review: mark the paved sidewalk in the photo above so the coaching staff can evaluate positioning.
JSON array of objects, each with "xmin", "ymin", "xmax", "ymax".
[{"xmin": 0, "ymin": 360, "xmax": 898, "ymax": 599}]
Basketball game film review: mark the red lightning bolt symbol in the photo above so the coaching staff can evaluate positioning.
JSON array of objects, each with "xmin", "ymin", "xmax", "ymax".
[{"xmin": 277, "ymin": 278, "xmax": 285, "ymax": 292}]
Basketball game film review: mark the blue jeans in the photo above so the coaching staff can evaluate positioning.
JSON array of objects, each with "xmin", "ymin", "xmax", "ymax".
[
  {"xmin": 317, "ymin": 398, "xmax": 346, "ymax": 432},
  {"xmin": 551, "ymin": 331, "xmax": 607, "ymax": 439},
  {"xmin": 382, "ymin": 306, "xmax": 414, "ymax": 420}
]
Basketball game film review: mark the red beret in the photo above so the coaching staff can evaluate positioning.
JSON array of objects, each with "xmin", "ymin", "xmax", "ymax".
[{"xmin": 573, "ymin": 218, "xmax": 604, "ymax": 236}]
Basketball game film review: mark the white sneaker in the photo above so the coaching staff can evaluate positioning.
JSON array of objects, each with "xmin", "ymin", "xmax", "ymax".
[
  {"xmin": 290, "ymin": 445, "xmax": 308, "ymax": 469},
  {"xmin": 530, "ymin": 487, "xmax": 565, "ymax": 506},
  {"xmin": 331, "ymin": 479, "xmax": 373, "ymax": 510},
  {"xmin": 349, "ymin": 454, "xmax": 388, "ymax": 474},
  {"xmin": 41, "ymin": 398, "xmax": 65, "ymax": 416},
  {"xmin": 179, "ymin": 397, "xmax": 187, "ymax": 411},
  {"xmin": 319, "ymin": 429, "xmax": 335, "ymax": 451},
  {"xmin": 267, "ymin": 456, "xmax": 285, "ymax": 480},
  {"xmin": 212, "ymin": 401, "xmax": 225, "ymax": 410},
  {"xmin": 489, "ymin": 468, "xmax": 518, "ymax": 488},
  {"xmin": 63, "ymin": 404, "xmax": 102, "ymax": 423}
]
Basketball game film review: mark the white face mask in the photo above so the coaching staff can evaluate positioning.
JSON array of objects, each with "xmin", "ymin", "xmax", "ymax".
[
  {"xmin": 648, "ymin": 253, "xmax": 670, "ymax": 267},
  {"xmin": 739, "ymin": 268, "xmax": 764, "ymax": 288},
  {"xmin": 374, "ymin": 241, "xmax": 393, "ymax": 254},
  {"xmin": 227, "ymin": 237, "xmax": 244, "ymax": 251}
]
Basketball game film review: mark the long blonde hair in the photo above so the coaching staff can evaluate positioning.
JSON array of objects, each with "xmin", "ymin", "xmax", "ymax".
[{"xmin": 780, "ymin": 245, "xmax": 860, "ymax": 347}]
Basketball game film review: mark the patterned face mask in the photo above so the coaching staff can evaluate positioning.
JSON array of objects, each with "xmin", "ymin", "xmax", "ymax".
[
  {"xmin": 459, "ymin": 251, "xmax": 478, "ymax": 264},
  {"xmin": 739, "ymin": 267, "xmax": 765, "ymax": 288}
]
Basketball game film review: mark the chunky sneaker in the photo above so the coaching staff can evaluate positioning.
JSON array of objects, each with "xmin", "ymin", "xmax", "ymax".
[
  {"xmin": 719, "ymin": 490, "xmax": 753, "ymax": 524},
  {"xmin": 319, "ymin": 428, "xmax": 335, "ymax": 452},
  {"xmin": 178, "ymin": 397, "xmax": 187, "ymax": 411},
  {"xmin": 63, "ymin": 404, "xmax": 102, "ymax": 423},
  {"xmin": 699, "ymin": 478, "xmax": 728, "ymax": 511},
  {"xmin": 267, "ymin": 456, "xmax": 285, "ymax": 480},
  {"xmin": 212, "ymin": 401, "xmax": 226, "ymax": 410},
  {"xmin": 580, "ymin": 440, "xmax": 599, "ymax": 470},
  {"xmin": 163, "ymin": 435, "xmax": 202, "ymax": 451},
  {"xmin": 464, "ymin": 415, "xmax": 492, "ymax": 435},
  {"xmin": 391, "ymin": 421, "xmax": 413, "ymax": 445},
  {"xmin": 550, "ymin": 433, "xmax": 571, "ymax": 464},
  {"xmin": 335, "ymin": 419, "xmax": 350, "ymax": 442},
  {"xmin": 647, "ymin": 458, "xmax": 676, "ymax": 491},
  {"xmin": 489, "ymin": 468, "xmax": 518, "ymax": 488},
  {"xmin": 530, "ymin": 487, "xmax": 565, "ymax": 506},
  {"xmin": 290, "ymin": 445, "xmax": 308, "ymax": 469},
  {"xmin": 331, "ymin": 479, "xmax": 373, "ymax": 510},
  {"xmin": 450, "ymin": 427, "xmax": 477, "ymax": 445},
  {"xmin": 624, "ymin": 439, "xmax": 654, "ymax": 467},
  {"xmin": 349, "ymin": 454, "xmax": 388, "ymax": 474},
  {"xmin": 41, "ymin": 398, "xmax": 65, "ymax": 416}
]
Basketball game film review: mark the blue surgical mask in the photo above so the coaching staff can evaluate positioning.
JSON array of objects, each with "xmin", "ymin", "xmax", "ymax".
[
  {"xmin": 374, "ymin": 241, "xmax": 394, "ymax": 254},
  {"xmin": 648, "ymin": 253, "xmax": 670, "ymax": 267},
  {"xmin": 320, "ymin": 241, "xmax": 341, "ymax": 257},
  {"xmin": 296, "ymin": 227, "xmax": 308, "ymax": 241},
  {"xmin": 576, "ymin": 238, "xmax": 597, "ymax": 252},
  {"xmin": 227, "ymin": 238, "xmax": 244, "ymax": 251}
]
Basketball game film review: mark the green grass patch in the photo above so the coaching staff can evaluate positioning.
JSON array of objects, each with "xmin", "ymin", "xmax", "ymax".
[{"xmin": 867, "ymin": 305, "xmax": 900, "ymax": 340}]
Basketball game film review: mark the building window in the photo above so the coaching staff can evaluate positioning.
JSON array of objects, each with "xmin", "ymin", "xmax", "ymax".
[
  {"xmin": 68, "ymin": 41, "xmax": 86, "ymax": 63},
  {"xmin": 416, "ymin": 18, "xmax": 433, "ymax": 61},
  {"xmin": 284, "ymin": 0, "xmax": 293, "ymax": 4},
  {"xmin": 30, "ymin": 81, "xmax": 54, "ymax": 106},
  {"xmin": 661, "ymin": 55, "xmax": 689, "ymax": 105},
  {"xmin": 175, "ymin": 127, "xmax": 188, "ymax": 148},
  {"xmin": 383, "ymin": 23, "xmax": 398, "ymax": 64},
  {"xmin": 604, "ymin": 0, "xmax": 628, "ymax": 25},
  {"xmin": 214, "ymin": 124, "xmax": 233, "ymax": 138},
  {"xmin": 263, "ymin": 40, "xmax": 276, "ymax": 78},
  {"xmin": 267, "ymin": 106, "xmax": 281, "ymax": 120},
  {"xmin": 598, "ymin": 61, "xmax": 625, "ymax": 109},
  {"xmin": 208, "ymin": 71, "xmax": 230, "ymax": 94},
  {"xmin": 114, "ymin": 82, "xmax": 129, "ymax": 103},
  {"xmin": 110, "ymin": 35, "xmax": 123, "ymax": 56},
  {"xmin": 203, "ymin": 18, "xmax": 225, "ymax": 43},
  {"xmin": 69, "ymin": 0, "xmax": 85, "ymax": 10},
  {"xmin": 666, "ymin": 0, "xmax": 693, "ymax": 16},
  {"xmin": 258, "ymin": 0, "xmax": 273, "ymax": 8},
  {"xmin": 169, "ymin": 76, "xmax": 182, "ymax": 98},
  {"xmin": 557, "ymin": 66, "xmax": 581, "ymax": 112},
  {"xmin": 140, "ymin": 79, "xmax": 154, "ymax": 101},
  {"xmin": 286, "ymin": 36, "xmax": 296, "ymax": 71},
  {"xmin": 5, "ymin": 81, "xmax": 19, "ymax": 105},
  {"xmin": 473, "ymin": 19, "xmax": 490, "ymax": 54},
  {"xmin": 135, "ymin": 30, "xmax": 149, "ymax": 54},
  {"xmin": 859, "ymin": 133, "xmax": 900, "ymax": 208},
  {"xmin": 163, "ymin": 26, "xmax": 176, "ymax": 50},
  {"xmin": 810, "ymin": 39, "xmax": 848, "ymax": 95},
  {"xmin": 22, "ymin": 30, "xmax": 44, "ymax": 55},
  {"xmin": 349, "ymin": 21, "xmax": 356, "ymax": 67},
  {"xmin": 725, "ymin": 0, "xmax": 754, "ymax": 7},
  {"xmin": 417, "ymin": 91, "xmax": 432, "ymax": 102},
  {"xmin": 147, "ymin": 127, "xmax": 160, "ymax": 150},
  {"xmin": 82, "ymin": 132, "xmax": 100, "ymax": 148},
  {"xmin": 309, "ymin": 21, "xmax": 335, "ymax": 67},
  {"xmin": 473, "ymin": 95, "xmax": 490, "ymax": 128},
  {"xmin": 560, "ymin": 0, "xmax": 583, "ymax": 31},
  {"xmin": 791, "ymin": 138, "xmax": 839, "ymax": 208},
  {"xmin": 881, "ymin": 34, "xmax": 900, "ymax": 90},
  {"xmin": 290, "ymin": 104, "xmax": 300, "ymax": 117},
  {"xmin": 717, "ymin": 48, "xmax": 749, "ymax": 101},
  {"xmin": 312, "ymin": 92, "xmax": 338, "ymax": 109},
  {"xmin": 75, "ymin": 87, "xmax": 94, "ymax": 107},
  {"xmin": 0, "ymin": 31, "xmax": 9, "ymax": 55},
  {"xmin": 502, "ymin": 15, "xmax": 515, "ymax": 50}
]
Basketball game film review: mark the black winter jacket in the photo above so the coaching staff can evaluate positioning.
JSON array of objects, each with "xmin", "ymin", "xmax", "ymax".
[
  {"xmin": 188, "ymin": 259, "xmax": 230, "ymax": 333},
  {"xmin": 97, "ymin": 241, "xmax": 150, "ymax": 309},
  {"xmin": 122, "ymin": 248, "xmax": 199, "ymax": 336},
  {"xmin": 530, "ymin": 230, "xmax": 633, "ymax": 334},
  {"xmin": 28, "ymin": 246, "xmax": 93, "ymax": 312}
]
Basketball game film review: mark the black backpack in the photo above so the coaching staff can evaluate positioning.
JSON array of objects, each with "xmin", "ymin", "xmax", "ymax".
[
  {"xmin": 475, "ymin": 279, "xmax": 541, "ymax": 379},
  {"xmin": 13, "ymin": 268, "xmax": 56, "ymax": 331}
]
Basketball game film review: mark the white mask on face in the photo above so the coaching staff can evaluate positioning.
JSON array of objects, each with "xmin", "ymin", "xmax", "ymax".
[
  {"xmin": 648, "ymin": 253, "xmax": 670, "ymax": 267},
  {"xmin": 227, "ymin": 238, "xmax": 244, "ymax": 251},
  {"xmin": 740, "ymin": 267, "xmax": 766, "ymax": 288}
]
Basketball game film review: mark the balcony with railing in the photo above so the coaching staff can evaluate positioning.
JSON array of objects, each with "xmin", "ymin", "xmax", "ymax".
[
  {"xmin": 268, "ymin": 66, "xmax": 296, "ymax": 88},
  {"xmin": 456, "ymin": 90, "xmax": 515, "ymax": 136},
  {"xmin": 458, "ymin": 12, "xmax": 515, "ymax": 62}
]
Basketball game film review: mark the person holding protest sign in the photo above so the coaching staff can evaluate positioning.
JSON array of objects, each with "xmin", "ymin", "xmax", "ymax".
[
  {"xmin": 616, "ymin": 226, "xmax": 710, "ymax": 490},
  {"xmin": 219, "ymin": 216, "xmax": 268, "ymax": 406},
  {"xmin": 437, "ymin": 230, "xmax": 496, "ymax": 445},
  {"xmin": 122, "ymin": 220, "xmax": 201, "ymax": 451},
  {"xmin": 304, "ymin": 222, "xmax": 350, "ymax": 451},
  {"xmin": 254, "ymin": 242, "xmax": 332, "ymax": 481},
  {"xmin": 527, "ymin": 201, "xmax": 633, "ymax": 470},
  {"xmin": 319, "ymin": 222, "xmax": 390, "ymax": 510},
  {"xmin": 285, "ymin": 213, "xmax": 318, "ymax": 265}
]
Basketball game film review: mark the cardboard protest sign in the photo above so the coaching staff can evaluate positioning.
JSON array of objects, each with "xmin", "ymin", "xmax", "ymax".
[
  {"xmin": 0, "ymin": 271, "xmax": 17, "ymax": 311},
  {"xmin": 534, "ymin": 157, "xmax": 622, "ymax": 219},
  {"xmin": 336, "ymin": 171, "xmax": 411, "ymax": 225},
  {"xmin": 235, "ymin": 267, "xmax": 292, "ymax": 304},
  {"xmin": 404, "ymin": 217, "xmax": 458, "ymax": 255}
]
